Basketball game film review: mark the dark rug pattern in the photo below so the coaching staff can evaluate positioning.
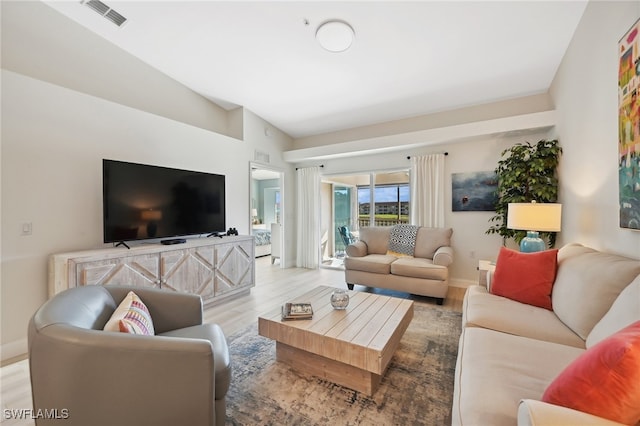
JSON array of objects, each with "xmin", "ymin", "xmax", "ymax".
[{"xmin": 224, "ymin": 301, "xmax": 462, "ymax": 425}]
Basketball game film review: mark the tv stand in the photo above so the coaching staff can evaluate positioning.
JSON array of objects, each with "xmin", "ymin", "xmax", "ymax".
[
  {"xmin": 48, "ymin": 236, "xmax": 255, "ymax": 307},
  {"xmin": 160, "ymin": 238, "xmax": 187, "ymax": 245},
  {"xmin": 115, "ymin": 241, "xmax": 130, "ymax": 249},
  {"xmin": 207, "ymin": 232, "xmax": 224, "ymax": 238}
]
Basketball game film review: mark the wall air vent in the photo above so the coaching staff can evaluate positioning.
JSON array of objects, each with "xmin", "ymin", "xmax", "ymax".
[
  {"xmin": 81, "ymin": 0, "xmax": 127, "ymax": 27},
  {"xmin": 255, "ymin": 150, "xmax": 270, "ymax": 164}
]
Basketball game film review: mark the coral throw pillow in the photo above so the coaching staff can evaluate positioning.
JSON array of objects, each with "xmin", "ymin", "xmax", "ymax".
[
  {"xmin": 542, "ymin": 321, "xmax": 640, "ymax": 425},
  {"xmin": 490, "ymin": 247, "xmax": 558, "ymax": 310},
  {"xmin": 103, "ymin": 291, "xmax": 155, "ymax": 335}
]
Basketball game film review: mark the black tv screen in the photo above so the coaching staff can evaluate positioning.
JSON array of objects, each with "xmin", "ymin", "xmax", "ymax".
[{"xmin": 103, "ymin": 159, "xmax": 226, "ymax": 243}]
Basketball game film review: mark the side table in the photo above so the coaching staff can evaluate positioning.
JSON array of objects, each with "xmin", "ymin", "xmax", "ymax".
[{"xmin": 477, "ymin": 260, "xmax": 496, "ymax": 288}]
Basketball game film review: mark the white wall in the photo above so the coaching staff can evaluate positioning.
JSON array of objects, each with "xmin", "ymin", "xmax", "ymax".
[
  {"xmin": 1, "ymin": 71, "xmax": 294, "ymax": 359},
  {"xmin": 315, "ymin": 131, "xmax": 548, "ymax": 286},
  {"xmin": 1, "ymin": 72, "xmax": 295, "ymax": 359},
  {"xmin": 550, "ymin": 0, "xmax": 640, "ymax": 258},
  {"xmin": 294, "ymin": 93, "xmax": 553, "ymax": 149},
  {"xmin": 4, "ymin": 0, "xmax": 638, "ymax": 362},
  {"xmin": 291, "ymin": 0, "xmax": 640, "ymax": 282},
  {"xmin": 289, "ymin": 93, "xmax": 559, "ymax": 285},
  {"xmin": 0, "ymin": 71, "xmax": 249, "ymax": 358},
  {"xmin": 1, "ymin": 1, "xmax": 232, "ymax": 137},
  {"xmin": 242, "ymin": 109, "xmax": 296, "ymax": 266},
  {"xmin": 1, "ymin": 1, "xmax": 295, "ymax": 360}
]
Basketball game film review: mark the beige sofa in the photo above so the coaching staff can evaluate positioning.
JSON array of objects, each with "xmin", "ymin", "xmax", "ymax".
[
  {"xmin": 29, "ymin": 285, "xmax": 231, "ymax": 426},
  {"xmin": 344, "ymin": 226, "xmax": 453, "ymax": 304},
  {"xmin": 452, "ymin": 243, "xmax": 640, "ymax": 425}
]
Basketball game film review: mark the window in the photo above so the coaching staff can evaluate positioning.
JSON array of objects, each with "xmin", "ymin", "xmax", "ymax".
[{"xmin": 357, "ymin": 171, "xmax": 410, "ymax": 227}]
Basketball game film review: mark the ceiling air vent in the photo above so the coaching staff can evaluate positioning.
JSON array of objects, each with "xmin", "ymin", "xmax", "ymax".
[{"xmin": 81, "ymin": 0, "xmax": 127, "ymax": 27}]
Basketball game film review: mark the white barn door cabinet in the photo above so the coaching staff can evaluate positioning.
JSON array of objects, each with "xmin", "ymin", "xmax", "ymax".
[{"xmin": 49, "ymin": 236, "xmax": 255, "ymax": 306}]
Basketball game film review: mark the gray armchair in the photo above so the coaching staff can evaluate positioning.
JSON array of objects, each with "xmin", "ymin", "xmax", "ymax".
[{"xmin": 28, "ymin": 285, "xmax": 231, "ymax": 426}]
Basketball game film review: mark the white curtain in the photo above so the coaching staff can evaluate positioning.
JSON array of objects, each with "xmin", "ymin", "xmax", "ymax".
[
  {"xmin": 410, "ymin": 154, "xmax": 445, "ymax": 227},
  {"xmin": 296, "ymin": 166, "xmax": 321, "ymax": 269},
  {"xmin": 349, "ymin": 186, "xmax": 359, "ymax": 232}
]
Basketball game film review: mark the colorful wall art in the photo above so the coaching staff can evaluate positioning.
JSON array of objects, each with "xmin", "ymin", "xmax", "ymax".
[{"xmin": 618, "ymin": 18, "xmax": 640, "ymax": 230}]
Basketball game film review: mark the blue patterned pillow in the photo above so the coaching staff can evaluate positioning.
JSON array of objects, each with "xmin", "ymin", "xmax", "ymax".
[{"xmin": 386, "ymin": 224, "xmax": 419, "ymax": 257}]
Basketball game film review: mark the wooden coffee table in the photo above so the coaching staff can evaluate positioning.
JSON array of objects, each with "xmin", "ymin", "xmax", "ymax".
[{"xmin": 258, "ymin": 285, "xmax": 414, "ymax": 396}]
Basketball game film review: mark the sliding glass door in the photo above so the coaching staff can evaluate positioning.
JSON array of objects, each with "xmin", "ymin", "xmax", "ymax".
[
  {"xmin": 320, "ymin": 174, "xmax": 368, "ymax": 267},
  {"xmin": 334, "ymin": 184, "xmax": 357, "ymax": 254},
  {"xmin": 320, "ymin": 170, "xmax": 409, "ymax": 269}
]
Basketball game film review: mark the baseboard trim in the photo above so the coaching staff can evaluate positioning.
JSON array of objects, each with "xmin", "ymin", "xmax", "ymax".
[
  {"xmin": 1, "ymin": 338, "xmax": 28, "ymax": 364},
  {"xmin": 449, "ymin": 278, "xmax": 476, "ymax": 288}
]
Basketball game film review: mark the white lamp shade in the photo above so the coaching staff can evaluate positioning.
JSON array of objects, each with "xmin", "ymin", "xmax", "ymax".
[
  {"xmin": 251, "ymin": 209, "xmax": 258, "ymax": 217},
  {"xmin": 141, "ymin": 209, "xmax": 162, "ymax": 221},
  {"xmin": 507, "ymin": 203, "xmax": 562, "ymax": 232}
]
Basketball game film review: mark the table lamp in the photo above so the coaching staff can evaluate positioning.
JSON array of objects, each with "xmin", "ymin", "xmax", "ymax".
[{"xmin": 507, "ymin": 202, "xmax": 562, "ymax": 252}]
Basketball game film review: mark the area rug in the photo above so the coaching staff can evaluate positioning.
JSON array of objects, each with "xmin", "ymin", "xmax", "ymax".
[{"xmin": 224, "ymin": 302, "xmax": 462, "ymax": 425}]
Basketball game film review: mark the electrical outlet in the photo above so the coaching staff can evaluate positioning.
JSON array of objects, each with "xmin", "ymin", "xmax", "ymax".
[{"xmin": 21, "ymin": 222, "xmax": 32, "ymax": 236}]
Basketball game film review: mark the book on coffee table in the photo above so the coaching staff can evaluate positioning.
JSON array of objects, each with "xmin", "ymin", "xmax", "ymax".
[{"xmin": 281, "ymin": 302, "xmax": 313, "ymax": 320}]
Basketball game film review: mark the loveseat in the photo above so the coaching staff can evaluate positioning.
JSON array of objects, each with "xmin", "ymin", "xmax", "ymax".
[
  {"xmin": 452, "ymin": 243, "xmax": 640, "ymax": 425},
  {"xmin": 28, "ymin": 285, "xmax": 231, "ymax": 426},
  {"xmin": 344, "ymin": 226, "xmax": 453, "ymax": 304}
]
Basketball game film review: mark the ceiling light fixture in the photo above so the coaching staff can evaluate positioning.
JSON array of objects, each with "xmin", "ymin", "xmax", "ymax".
[{"xmin": 316, "ymin": 20, "xmax": 355, "ymax": 53}]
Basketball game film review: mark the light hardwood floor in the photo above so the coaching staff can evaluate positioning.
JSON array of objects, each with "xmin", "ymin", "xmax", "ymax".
[{"xmin": 0, "ymin": 257, "xmax": 465, "ymax": 425}]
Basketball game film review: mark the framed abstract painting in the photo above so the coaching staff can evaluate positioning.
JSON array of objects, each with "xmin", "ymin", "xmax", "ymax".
[{"xmin": 452, "ymin": 171, "xmax": 498, "ymax": 212}]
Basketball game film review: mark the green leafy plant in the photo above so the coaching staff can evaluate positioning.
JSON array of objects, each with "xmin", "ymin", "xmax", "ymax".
[{"xmin": 486, "ymin": 139, "xmax": 563, "ymax": 247}]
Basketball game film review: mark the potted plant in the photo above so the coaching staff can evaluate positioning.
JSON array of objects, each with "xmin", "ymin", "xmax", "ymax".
[{"xmin": 486, "ymin": 139, "xmax": 563, "ymax": 247}]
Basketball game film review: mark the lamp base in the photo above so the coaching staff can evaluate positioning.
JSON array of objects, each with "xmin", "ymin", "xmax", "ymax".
[
  {"xmin": 520, "ymin": 231, "xmax": 546, "ymax": 253},
  {"xmin": 146, "ymin": 221, "xmax": 157, "ymax": 238}
]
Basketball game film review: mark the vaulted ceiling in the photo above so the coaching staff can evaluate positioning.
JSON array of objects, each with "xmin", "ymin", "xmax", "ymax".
[{"xmin": 44, "ymin": 1, "xmax": 587, "ymax": 139}]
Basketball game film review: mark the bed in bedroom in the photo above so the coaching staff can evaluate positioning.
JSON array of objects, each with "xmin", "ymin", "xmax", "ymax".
[
  {"xmin": 253, "ymin": 227, "xmax": 271, "ymax": 258},
  {"xmin": 252, "ymin": 223, "xmax": 281, "ymax": 263}
]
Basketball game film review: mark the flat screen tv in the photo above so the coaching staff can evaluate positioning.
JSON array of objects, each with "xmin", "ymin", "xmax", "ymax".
[{"xmin": 103, "ymin": 159, "xmax": 226, "ymax": 244}]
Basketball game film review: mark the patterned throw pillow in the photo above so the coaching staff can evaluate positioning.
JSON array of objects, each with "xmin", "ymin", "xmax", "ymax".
[
  {"xmin": 103, "ymin": 291, "xmax": 155, "ymax": 335},
  {"xmin": 386, "ymin": 224, "xmax": 419, "ymax": 257}
]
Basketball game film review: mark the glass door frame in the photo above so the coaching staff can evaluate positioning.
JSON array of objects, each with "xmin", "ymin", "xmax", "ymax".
[{"xmin": 332, "ymin": 182, "xmax": 358, "ymax": 257}]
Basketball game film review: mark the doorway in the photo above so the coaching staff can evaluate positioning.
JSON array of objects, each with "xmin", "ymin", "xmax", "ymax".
[
  {"xmin": 250, "ymin": 163, "xmax": 285, "ymax": 268},
  {"xmin": 320, "ymin": 174, "xmax": 368, "ymax": 268}
]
